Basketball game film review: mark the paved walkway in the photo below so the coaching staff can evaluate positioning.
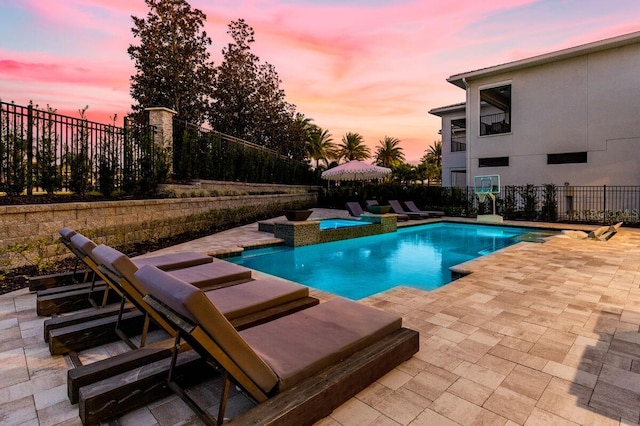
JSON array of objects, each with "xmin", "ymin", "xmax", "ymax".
[{"xmin": 2, "ymin": 210, "xmax": 640, "ymax": 425}]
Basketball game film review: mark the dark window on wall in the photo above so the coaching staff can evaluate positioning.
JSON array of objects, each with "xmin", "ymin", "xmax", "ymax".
[
  {"xmin": 450, "ymin": 170, "xmax": 467, "ymax": 187},
  {"xmin": 547, "ymin": 152, "xmax": 587, "ymax": 164},
  {"xmin": 479, "ymin": 157, "xmax": 509, "ymax": 167},
  {"xmin": 480, "ymin": 84, "xmax": 511, "ymax": 136},
  {"xmin": 451, "ymin": 118, "xmax": 466, "ymax": 152}
]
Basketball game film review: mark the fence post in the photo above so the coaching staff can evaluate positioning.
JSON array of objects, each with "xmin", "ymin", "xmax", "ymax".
[
  {"xmin": 146, "ymin": 107, "xmax": 177, "ymax": 174},
  {"xmin": 603, "ymin": 184, "xmax": 607, "ymax": 224},
  {"xmin": 26, "ymin": 104, "xmax": 33, "ymax": 195}
]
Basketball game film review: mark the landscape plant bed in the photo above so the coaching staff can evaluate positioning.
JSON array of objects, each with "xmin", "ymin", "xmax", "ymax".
[{"xmin": 0, "ymin": 193, "xmax": 157, "ymax": 206}]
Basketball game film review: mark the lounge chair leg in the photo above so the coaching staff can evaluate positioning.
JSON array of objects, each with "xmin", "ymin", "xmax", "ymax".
[
  {"xmin": 139, "ymin": 314, "xmax": 151, "ymax": 348},
  {"xmin": 167, "ymin": 332, "xmax": 220, "ymax": 425},
  {"xmin": 100, "ymin": 285, "xmax": 110, "ymax": 308},
  {"xmin": 114, "ymin": 297, "xmax": 137, "ymax": 350},
  {"xmin": 72, "ymin": 257, "xmax": 80, "ymax": 282},
  {"xmin": 217, "ymin": 371, "xmax": 231, "ymax": 426},
  {"xmin": 87, "ymin": 274, "xmax": 100, "ymax": 308},
  {"xmin": 167, "ymin": 332, "xmax": 182, "ymax": 384}
]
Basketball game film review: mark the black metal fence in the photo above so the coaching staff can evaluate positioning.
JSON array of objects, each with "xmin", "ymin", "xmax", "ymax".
[
  {"xmin": 0, "ymin": 101, "xmax": 156, "ymax": 195},
  {"xmin": 172, "ymin": 119, "xmax": 317, "ymax": 185},
  {"xmin": 482, "ymin": 185, "xmax": 640, "ymax": 225},
  {"xmin": 319, "ymin": 183, "xmax": 640, "ymax": 226}
]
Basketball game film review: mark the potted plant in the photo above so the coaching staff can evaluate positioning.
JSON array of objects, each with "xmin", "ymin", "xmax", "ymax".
[{"xmin": 283, "ymin": 209, "xmax": 313, "ymax": 221}]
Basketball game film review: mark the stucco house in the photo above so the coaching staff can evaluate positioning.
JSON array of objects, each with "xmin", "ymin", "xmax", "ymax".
[{"xmin": 429, "ymin": 31, "xmax": 640, "ymax": 188}]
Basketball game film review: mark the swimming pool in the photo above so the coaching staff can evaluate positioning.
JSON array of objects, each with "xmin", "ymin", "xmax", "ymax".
[{"xmin": 231, "ymin": 222, "xmax": 538, "ymax": 300}]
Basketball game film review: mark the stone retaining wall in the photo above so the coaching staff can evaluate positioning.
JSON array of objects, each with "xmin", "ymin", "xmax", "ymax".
[
  {"xmin": 0, "ymin": 192, "xmax": 316, "ymax": 267},
  {"xmin": 158, "ymin": 180, "xmax": 319, "ymax": 196}
]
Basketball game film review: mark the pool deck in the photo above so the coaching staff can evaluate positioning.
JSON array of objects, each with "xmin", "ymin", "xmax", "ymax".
[{"xmin": 3, "ymin": 209, "xmax": 640, "ymax": 425}]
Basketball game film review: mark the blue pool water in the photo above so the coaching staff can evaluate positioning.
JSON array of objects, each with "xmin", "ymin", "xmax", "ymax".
[
  {"xmin": 231, "ymin": 223, "xmax": 536, "ymax": 300},
  {"xmin": 318, "ymin": 218, "xmax": 370, "ymax": 230}
]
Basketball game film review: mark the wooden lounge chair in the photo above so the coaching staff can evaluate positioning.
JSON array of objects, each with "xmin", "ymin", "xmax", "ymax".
[
  {"xmin": 36, "ymin": 228, "xmax": 213, "ymax": 292},
  {"xmin": 50, "ymin": 243, "xmax": 316, "ymax": 355},
  {"xmin": 67, "ymin": 245, "xmax": 318, "ymax": 413},
  {"xmin": 47, "ymin": 247, "xmax": 250, "ymax": 354},
  {"xmin": 133, "ymin": 265, "xmax": 419, "ymax": 426},
  {"xmin": 36, "ymin": 229, "xmax": 213, "ymax": 311},
  {"xmin": 43, "ymin": 233, "xmax": 238, "ymax": 349},
  {"xmin": 345, "ymin": 201, "xmax": 365, "ymax": 217},
  {"xmin": 404, "ymin": 200, "xmax": 445, "ymax": 217}
]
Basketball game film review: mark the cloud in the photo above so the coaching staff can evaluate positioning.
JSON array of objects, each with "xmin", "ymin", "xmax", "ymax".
[{"xmin": 3, "ymin": 0, "xmax": 640, "ymax": 162}]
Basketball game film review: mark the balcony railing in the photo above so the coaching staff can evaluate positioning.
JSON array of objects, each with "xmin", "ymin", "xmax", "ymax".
[
  {"xmin": 451, "ymin": 135, "xmax": 466, "ymax": 152},
  {"xmin": 480, "ymin": 112, "xmax": 510, "ymax": 136}
]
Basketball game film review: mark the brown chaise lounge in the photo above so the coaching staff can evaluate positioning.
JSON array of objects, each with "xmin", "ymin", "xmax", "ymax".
[
  {"xmin": 404, "ymin": 200, "xmax": 445, "ymax": 218},
  {"xmin": 42, "ymin": 231, "xmax": 250, "ymax": 348},
  {"xmin": 388, "ymin": 199, "xmax": 427, "ymax": 220},
  {"xmin": 36, "ymin": 229, "xmax": 214, "ymax": 314},
  {"xmin": 93, "ymin": 243, "xmax": 316, "ymax": 341},
  {"xmin": 345, "ymin": 201, "xmax": 365, "ymax": 217},
  {"xmin": 68, "ymin": 245, "xmax": 318, "ymax": 418},
  {"xmin": 134, "ymin": 264, "xmax": 420, "ymax": 426},
  {"xmin": 49, "ymin": 242, "xmax": 316, "ymax": 354}
]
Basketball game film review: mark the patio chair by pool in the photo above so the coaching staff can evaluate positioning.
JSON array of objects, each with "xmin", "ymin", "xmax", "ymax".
[
  {"xmin": 135, "ymin": 265, "xmax": 419, "ymax": 426},
  {"xmin": 45, "ymin": 241, "xmax": 254, "ymax": 354},
  {"xmin": 345, "ymin": 201, "xmax": 365, "ymax": 217},
  {"xmin": 52, "ymin": 241, "xmax": 317, "ymax": 355},
  {"xmin": 404, "ymin": 200, "xmax": 445, "ymax": 217},
  {"xmin": 68, "ymin": 245, "xmax": 318, "ymax": 415},
  {"xmin": 387, "ymin": 200, "xmax": 418, "ymax": 220},
  {"xmin": 365, "ymin": 199, "xmax": 379, "ymax": 207},
  {"xmin": 36, "ymin": 229, "xmax": 214, "ymax": 312}
]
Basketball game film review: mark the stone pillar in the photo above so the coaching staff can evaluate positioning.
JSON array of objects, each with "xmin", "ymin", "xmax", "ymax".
[
  {"xmin": 146, "ymin": 107, "xmax": 177, "ymax": 149},
  {"xmin": 146, "ymin": 107, "xmax": 177, "ymax": 172}
]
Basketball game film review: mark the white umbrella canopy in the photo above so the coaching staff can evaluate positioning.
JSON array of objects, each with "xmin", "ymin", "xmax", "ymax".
[{"xmin": 321, "ymin": 160, "xmax": 392, "ymax": 182}]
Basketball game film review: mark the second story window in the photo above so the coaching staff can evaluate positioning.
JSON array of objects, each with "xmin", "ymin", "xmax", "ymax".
[
  {"xmin": 451, "ymin": 118, "xmax": 466, "ymax": 152},
  {"xmin": 480, "ymin": 84, "xmax": 511, "ymax": 136}
]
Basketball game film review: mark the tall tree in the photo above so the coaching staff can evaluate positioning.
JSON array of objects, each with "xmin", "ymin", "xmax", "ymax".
[
  {"xmin": 337, "ymin": 132, "xmax": 370, "ymax": 161},
  {"xmin": 128, "ymin": 0, "xmax": 215, "ymax": 124},
  {"xmin": 284, "ymin": 113, "xmax": 313, "ymax": 161},
  {"xmin": 374, "ymin": 136, "xmax": 405, "ymax": 168},
  {"xmin": 210, "ymin": 19, "xmax": 302, "ymax": 157}
]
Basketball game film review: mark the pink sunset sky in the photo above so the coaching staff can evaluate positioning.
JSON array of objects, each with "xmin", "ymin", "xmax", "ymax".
[{"xmin": 1, "ymin": 0, "xmax": 639, "ymax": 163}]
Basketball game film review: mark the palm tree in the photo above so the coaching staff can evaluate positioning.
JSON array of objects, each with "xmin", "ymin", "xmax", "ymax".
[
  {"xmin": 306, "ymin": 126, "xmax": 336, "ymax": 168},
  {"xmin": 421, "ymin": 140, "xmax": 442, "ymax": 168},
  {"xmin": 337, "ymin": 132, "xmax": 370, "ymax": 161},
  {"xmin": 420, "ymin": 140, "xmax": 442, "ymax": 185},
  {"xmin": 374, "ymin": 136, "xmax": 405, "ymax": 168}
]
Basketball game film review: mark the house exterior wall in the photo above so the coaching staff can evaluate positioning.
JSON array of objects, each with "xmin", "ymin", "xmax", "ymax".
[{"xmin": 434, "ymin": 35, "xmax": 640, "ymax": 187}]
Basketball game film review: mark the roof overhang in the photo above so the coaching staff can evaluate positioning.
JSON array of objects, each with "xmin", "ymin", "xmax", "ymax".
[
  {"xmin": 447, "ymin": 30, "xmax": 640, "ymax": 89},
  {"xmin": 428, "ymin": 102, "xmax": 466, "ymax": 117}
]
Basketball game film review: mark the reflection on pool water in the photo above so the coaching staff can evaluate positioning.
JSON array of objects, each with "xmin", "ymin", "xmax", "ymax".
[
  {"xmin": 317, "ymin": 218, "xmax": 371, "ymax": 230},
  {"xmin": 231, "ymin": 222, "xmax": 543, "ymax": 300}
]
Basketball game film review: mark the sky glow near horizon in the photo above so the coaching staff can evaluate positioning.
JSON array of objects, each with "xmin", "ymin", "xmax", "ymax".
[{"xmin": 1, "ymin": 0, "xmax": 639, "ymax": 162}]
